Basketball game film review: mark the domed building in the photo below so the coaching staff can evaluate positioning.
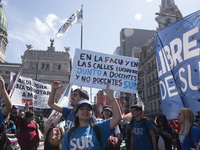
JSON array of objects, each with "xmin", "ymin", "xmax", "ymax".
[{"xmin": 0, "ymin": 2, "xmax": 8, "ymax": 63}]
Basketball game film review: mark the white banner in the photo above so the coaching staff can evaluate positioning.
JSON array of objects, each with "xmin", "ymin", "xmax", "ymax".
[
  {"xmin": 10, "ymin": 72, "xmax": 51, "ymax": 109},
  {"xmin": 70, "ymin": 49, "xmax": 139, "ymax": 93}
]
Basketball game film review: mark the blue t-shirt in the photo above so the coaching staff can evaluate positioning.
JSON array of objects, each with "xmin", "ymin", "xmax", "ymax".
[
  {"xmin": 61, "ymin": 119, "xmax": 114, "ymax": 150},
  {"xmin": 0, "ymin": 108, "xmax": 6, "ymax": 128},
  {"xmin": 180, "ymin": 126, "xmax": 200, "ymax": 150},
  {"xmin": 62, "ymin": 106, "xmax": 97, "ymax": 131},
  {"xmin": 129, "ymin": 119, "xmax": 153, "ymax": 150}
]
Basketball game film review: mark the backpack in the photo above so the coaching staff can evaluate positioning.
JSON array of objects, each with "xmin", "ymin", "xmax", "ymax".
[
  {"xmin": 127, "ymin": 118, "xmax": 153, "ymax": 147},
  {"xmin": 189, "ymin": 124, "xmax": 200, "ymax": 139},
  {"xmin": 48, "ymin": 124, "xmax": 62, "ymax": 146},
  {"xmin": 67, "ymin": 123, "xmax": 103, "ymax": 150},
  {"xmin": 0, "ymin": 122, "xmax": 7, "ymax": 149}
]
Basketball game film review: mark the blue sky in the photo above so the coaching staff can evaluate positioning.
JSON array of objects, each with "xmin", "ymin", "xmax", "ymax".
[{"xmin": 2, "ymin": 0, "xmax": 200, "ymax": 100}]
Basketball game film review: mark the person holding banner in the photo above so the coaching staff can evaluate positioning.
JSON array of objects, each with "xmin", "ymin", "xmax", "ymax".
[
  {"xmin": 177, "ymin": 108, "xmax": 200, "ymax": 150},
  {"xmin": 0, "ymin": 76, "xmax": 12, "ymax": 125},
  {"xmin": 0, "ymin": 76, "xmax": 12, "ymax": 149},
  {"xmin": 48, "ymin": 80, "xmax": 96, "ymax": 132},
  {"xmin": 61, "ymin": 85, "xmax": 122, "ymax": 150}
]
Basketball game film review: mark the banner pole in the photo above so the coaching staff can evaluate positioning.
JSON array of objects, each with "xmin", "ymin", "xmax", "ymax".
[
  {"xmin": 80, "ymin": 6, "xmax": 83, "ymax": 89},
  {"xmin": 9, "ymin": 59, "xmax": 27, "ymax": 98}
]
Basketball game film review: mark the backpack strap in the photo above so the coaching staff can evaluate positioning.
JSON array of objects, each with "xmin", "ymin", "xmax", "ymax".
[
  {"xmin": 67, "ymin": 124, "xmax": 103, "ymax": 150},
  {"xmin": 67, "ymin": 127, "xmax": 76, "ymax": 142},
  {"xmin": 63, "ymin": 108, "xmax": 73, "ymax": 120},
  {"xmin": 142, "ymin": 118, "xmax": 153, "ymax": 147},
  {"xmin": 90, "ymin": 124, "xmax": 102, "ymax": 150},
  {"xmin": 189, "ymin": 124, "xmax": 200, "ymax": 139}
]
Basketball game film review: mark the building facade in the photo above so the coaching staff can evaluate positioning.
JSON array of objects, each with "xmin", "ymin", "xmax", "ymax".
[{"xmin": 118, "ymin": 0, "xmax": 183, "ymax": 117}]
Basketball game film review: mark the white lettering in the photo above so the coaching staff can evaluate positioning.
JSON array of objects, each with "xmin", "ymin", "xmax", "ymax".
[
  {"xmin": 70, "ymin": 136, "xmax": 94, "ymax": 150},
  {"xmin": 163, "ymin": 45, "xmax": 173, "ymax": 70},
  {"xmin": 77, "ymin": 136, "xmax": 85, "ymax": 149},
  {"xmin": 133, "ymin": 128, "xmax": 144, "ymax": 135},
  {"xmin": 70, "ymin": 139, "xmax": 77, "ymax": 150},
  {"xmin": 187, "ymin": 65, "xmax": 198, "ymax": 90},
  {"xmin": 183, "ymin": 27, "xmax": 200, "ymax": 60},
  {"xmin": 170, "ymin": 38, "xmax": 183, "ymax": 67},
  {"xmin": 85, "ymin": 136, "xmax": 94, "ymax": 148},
  {"xmin": 158, "ymin": 51, "xmax": 166, "ymax": 77},
  {"xmin": 156, "ymin": 57, "xmax": 163, "ymax": 77},
  {"xmin": 165, "ymin": 75, "xmax": 178, "ymax": 97},
  {"xmin": 179, "ymin": 68, "xmax": 187, "ymax": 92},
  {"xmin": 159, "ymin": 81, "xmax": 166, "ymax": 100}
]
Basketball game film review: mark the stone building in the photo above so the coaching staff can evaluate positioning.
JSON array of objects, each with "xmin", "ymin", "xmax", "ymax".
[
  {"xmin": 21, "ymin": 41, "xmax": 71, "ymax": 99},
  {"xmin": 0, "ymin": 1, "xmax": 71, "ymax": 114}
]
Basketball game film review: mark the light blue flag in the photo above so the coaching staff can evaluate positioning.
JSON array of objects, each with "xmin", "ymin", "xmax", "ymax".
[{"xmin": 153, "ymin": 10, "xmax": 200, "ymax": 119}]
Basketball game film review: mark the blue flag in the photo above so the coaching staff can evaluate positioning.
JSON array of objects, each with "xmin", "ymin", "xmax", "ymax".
[{"xmin": 153, "ymin": 10, "xmax": 200, "ymax": 120}]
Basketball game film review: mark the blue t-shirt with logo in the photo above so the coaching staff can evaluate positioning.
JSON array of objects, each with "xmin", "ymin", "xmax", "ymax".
[
  {"xmin": 129, "ymin": 118, "xmax": 153, "ymax": 150},
  {"xmin": 61, "ymin": 119, "xmax": 114, "ymax": 150},
  {"xmin": 62, "ymin": 106, "xmax": 97, "ymax": 131},
  {"xmin": 180, "ymin": 126, "xmax": 200, "ymax": 150}
]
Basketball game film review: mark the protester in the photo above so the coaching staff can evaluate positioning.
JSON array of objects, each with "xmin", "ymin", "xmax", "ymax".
[
  {"xmin": 172, "ymin": 119, "xmax": 181, "ymax": 150},
  {"xmin": 15, "ymin": 103, "xmax": 39, "ymax": 150},
  {"xmin": 9, "ymin": 105, "xmax": 20, "ymax": 137},
  {"xmin": 0, "ymin": 76, "xmax": 12, "ymax": 149},
  {"xmin": 61, "ymin": 85, "xmax": 122, "ymax": 150},
  {"xmin": 48, "ymin": 80, "xmax": 96, "ymax": 132},
  {"xmin": 155, "ymin": 114, "xmax": 173, "ymax": 150},
  {"xmin": 10, "ymin": 105, "xmax": 20, "ymax": 123},
  {"xmin": 177, "ymin": 108, "xmax": 200, "ymax": 150},
  {"xmin": 0, "ymin": 76, "xmax": 12, "ymax": 122},
  {"xmin": 124, "ymin": 122, "xmax": 130, "ymax": 150},
  {"xmin": 101, "ymin": 105, "xmax": 121, "ymax": 150},
  {"xmin": 3, "ymin": 114, "xmax": 17, "ymax": 150},
  {"xmin": 130, "ymin": 104, "xmax": 157, "ymax": 150}
]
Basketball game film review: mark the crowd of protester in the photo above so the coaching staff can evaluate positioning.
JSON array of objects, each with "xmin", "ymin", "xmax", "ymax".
[{"xmin": 0, "ymin": 76, "xmax": 199, "ymax": 150}]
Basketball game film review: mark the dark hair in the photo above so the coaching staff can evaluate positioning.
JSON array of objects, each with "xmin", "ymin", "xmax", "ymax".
[
  {"xmin": 101, "ymin": 106, "xmax": 112, "ymax": 119},
  {"xmin": 131, "ymin": 104, "xmax": 142, "ymax": 112},
  {"xmin": 25, "ymin": 111, "xmax": 35, "ymax": 119},
  {"xmin": 156, "ymin": 114, "xmax": 168, "ymax": 128},
  {"xmin": 74, "ymin": 89, "xmax": 89, "ymax": 100}
]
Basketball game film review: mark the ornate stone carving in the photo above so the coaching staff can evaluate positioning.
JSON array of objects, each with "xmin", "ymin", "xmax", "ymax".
[{"xmin": 26, "ymin": 44, "xmax": 32, "ymax": 50}]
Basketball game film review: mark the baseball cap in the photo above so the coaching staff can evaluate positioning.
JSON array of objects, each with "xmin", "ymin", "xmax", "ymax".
[
  {"xmin": 12, "ymin": 105, "xmax": 19, "ymax": 109},
  {"xmin": 76, "ymin": 99, "xmax": 93, "ymax": 113},
  {"xmin": 102, "ymin": 105, "xmax": 113, "ymax": 114}
]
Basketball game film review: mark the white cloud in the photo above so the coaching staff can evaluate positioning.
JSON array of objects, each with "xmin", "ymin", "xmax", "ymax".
[
  {"xmin": 34, "ymin": 17, "xmax": 49, "ymax": 33},
  {"xmin": 134, "ymin": 13, "xmax": 142, "ymax": 21},
  {"xmin": 146, "ymin": 0, "xmax": 152, "ymax": 2},
  {"xmin": 2, "ymin": 0, "xmax": 8, "ymax": 5},
  {"xmin": 45, "ymin": 14, "xmax": 59, "ymax": 33}
]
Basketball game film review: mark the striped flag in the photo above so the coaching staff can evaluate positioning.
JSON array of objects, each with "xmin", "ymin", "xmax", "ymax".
[
  {"xmin": 44, "ymin": 84, "xmax": 72, "ymax": 127},
  {"xmin": 7, "ymin": 59, "xmax": 26, "ymax": 97},
  {"xmin": 56, "ymin": 5, "xmax": 83, "ymax": 37}
]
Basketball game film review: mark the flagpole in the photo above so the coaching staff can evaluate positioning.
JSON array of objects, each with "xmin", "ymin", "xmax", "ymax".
[
  {"xmin": 80, "ymin": 5, "xmax": 83, "ymax": 89},
  {"xmin": 9, "ymin": 59, "xmax": 27, "ymax": 98}
]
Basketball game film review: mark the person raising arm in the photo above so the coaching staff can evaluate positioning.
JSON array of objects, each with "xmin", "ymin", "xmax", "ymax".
[{"xmin": 0, "ymin": 76, "xmax": 12, "ymax": 118}]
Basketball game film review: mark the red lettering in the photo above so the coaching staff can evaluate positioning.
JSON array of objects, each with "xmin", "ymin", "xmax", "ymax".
[{"xmin": 21, "ymin": 99, "xmax": 33, "ymax": 106}]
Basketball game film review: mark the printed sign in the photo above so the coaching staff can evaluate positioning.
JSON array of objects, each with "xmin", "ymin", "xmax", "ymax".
[
  {"xmin": 70, "ymin": 49, "xmax": 139, "ymax": 93},
  {"xmin": 10, "ymin": 72, "xmax": 51, "ymax": 108}
]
